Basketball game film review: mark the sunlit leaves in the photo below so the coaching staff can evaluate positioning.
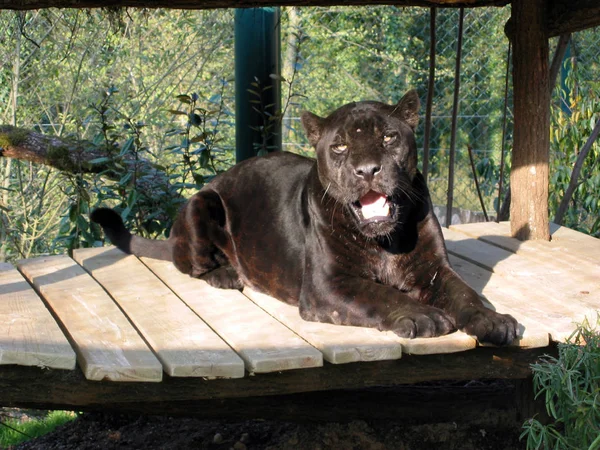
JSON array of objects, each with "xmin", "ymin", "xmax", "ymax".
[{"xmin": 549, "ymin": 61, "xmax": 600, "ymax": 237}]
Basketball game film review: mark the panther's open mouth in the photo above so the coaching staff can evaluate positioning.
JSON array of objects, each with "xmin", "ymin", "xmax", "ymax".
[{"xmin": 351, "ymin": 190, "xmax": 396, "ymax": 225}]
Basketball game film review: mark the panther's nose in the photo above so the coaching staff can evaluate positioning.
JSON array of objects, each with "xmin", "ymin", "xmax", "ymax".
[{"xmin": 354, "ymin": 164, "xmax": 381, "ymax": 183}]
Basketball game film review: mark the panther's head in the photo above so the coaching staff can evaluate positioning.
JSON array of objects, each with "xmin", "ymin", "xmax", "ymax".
[{"xmin": 301, "ymin": 89, "xmax": 421, "ymax": 238}]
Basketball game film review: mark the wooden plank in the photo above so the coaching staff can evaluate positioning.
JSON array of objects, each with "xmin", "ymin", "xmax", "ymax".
[
  {"xmin": 452, "ymin": 221, "xmax": 580, "ymax": 270},
  {"xmin": 74, "ymin": 248, "xmax": 245, "ymax": 379},
  {"xmin": 445, "ymin": 227, "xmax": 600, "ymax": 310},
  {"xmin": 443, "ymin": 228, "xmax": 599, "ymax": 341},
  {"xmin": 454, "ymin": 224, "xmax": 600, "ymax": 322},
  {"xmin": 444, "ymin": 227, "xmax": 599, "ymax": 292},
  {"xmin": 451, "ymin": 221, "xmax": 600, "ymax": 269},
  {"xmin": 244, "ymin": 288, "xmax": 475, "ymax": 361},
  {"xmin": 17, "ymin": 255, "xmax": 162, "ymax": 382},
  {"xmin": 140, "ymin": 257, "xmax": 323, "ymax": 374},
  {"xmin": 549, "ymin": 222, "xmax": 600, "ymax": 247},
  {"xmin": 449, "ymin": 255, "xmax": 550, "ymax": 347},
  {"xmin": 0, "ymin": 263, "xmax": 76, "ymax": 370},
  {"xmin": 549, "ymin": 222, "xmax": 600, "ymax": 267}
]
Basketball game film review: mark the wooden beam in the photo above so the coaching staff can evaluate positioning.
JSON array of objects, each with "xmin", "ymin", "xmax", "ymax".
[
  {"xmin": 509, "ymin": 0, "xmax": 550, "ymax": 241},
  {"xmin": 3, "ymin": 384, "xmax": 527, "ymax": 423},
  {"xmin": 0, "ymin": 346, "xmax": 551, "ymax": 412},
  {"xmin": 547, "ymin": 0, "xmax": 600, "ymax": 37},
  {"xmin": 0, "ymin": 0, "xmax": 509, "ymax": 11}
]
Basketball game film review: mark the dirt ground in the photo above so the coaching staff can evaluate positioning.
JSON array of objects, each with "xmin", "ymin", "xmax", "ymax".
[
  {"xmin": 10, "ymin": 382, "xmax": 529, "ymax": 450},
  {"xmin": 12, "ymin": 412, "xmax": 526, "ymax": 450}
]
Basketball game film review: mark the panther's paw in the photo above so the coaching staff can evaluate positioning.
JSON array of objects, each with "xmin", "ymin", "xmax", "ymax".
[
  {"xmin": 200, "ymin": 266, "xmax": 243, "ymax": 290},
  {"xmin": 387, "ymin": 305, "xmax": 456, "ymax": 339},
  {"xmin": 457, "ymin": 306, "xmax": 518, "ymax": 346}
]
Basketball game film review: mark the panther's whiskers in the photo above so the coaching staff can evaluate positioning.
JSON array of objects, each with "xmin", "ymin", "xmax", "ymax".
[{"xmin": 322, "ymin": 183, "xmax": 331, "ymax": 203}]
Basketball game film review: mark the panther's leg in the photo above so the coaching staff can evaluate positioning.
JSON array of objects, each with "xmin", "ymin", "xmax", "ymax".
[
  {"xmin": 301, "ymin": 264, "xmax": 516, "ymax": 345},
  {"xmin": 299, "ymin": 274, "xmax": 456, "ymax": 339},
  {"xmin": 429, "ymin": 265, "xmax": 518, "ymax": 346},
  {"xmin": 170, "ymin": 189, "xmax": 242, "ymax": 289}
]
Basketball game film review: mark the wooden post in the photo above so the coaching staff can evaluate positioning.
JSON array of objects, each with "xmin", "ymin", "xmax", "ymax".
[{"xmin": 510, "ymin": 0, "xmax": 550, "ymax": 241}]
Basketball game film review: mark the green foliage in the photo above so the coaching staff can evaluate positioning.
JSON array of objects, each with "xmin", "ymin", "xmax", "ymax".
[
  {"xmin": 0, "ymin": 411, "xmax": 76, "ymax": 447},
  {"xmin": 0, "ymin": 8, "xmax": 237, "ymax": 261},
  {"xmin": 248, "ymin": 73, "xmax": 305, "ymax": 156},
  {"xmin": 52, "ymin": 86, "xmax": 234, "ymax": 254},
  {"xmin": 521, "ymin": 317, "xmax": 600, "ymax": 450},
  {"xmin": 1, "ymin": 7, "xmax": 599, "ymax": 261},
  {"xmin": 549, "ymin": 59, "xmax": 600, "ymax": 237},
  {"xmin": 283, "ymin": 7, "xmax": 512, "ymax": 214},
  {"xmin": 164, "ymin": 84, "xmax": 235, "ymax": 185}
]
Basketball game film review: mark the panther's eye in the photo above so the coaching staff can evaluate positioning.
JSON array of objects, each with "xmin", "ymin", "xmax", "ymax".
[
  {"xmin": 383, "ymin": 134, "xmax": 396, "ymax": 144},
  {"xmin": 331, "ymin": 144, "xmax": 348, "ymax": 154}
]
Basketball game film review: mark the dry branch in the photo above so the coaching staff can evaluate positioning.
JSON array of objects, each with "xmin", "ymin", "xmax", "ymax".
[
  {"xmin": 0, "ymin": 125, "xmax": 179, "ymax": 200},
  {"xmin": 554, "ymin": 119, "xmax": 600, "ymax": 225}
]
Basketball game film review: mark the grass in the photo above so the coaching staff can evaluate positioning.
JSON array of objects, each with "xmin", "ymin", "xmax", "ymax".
[{"xmin": 0, "ymin": 410, "xmax": 77, "ymax": 449}]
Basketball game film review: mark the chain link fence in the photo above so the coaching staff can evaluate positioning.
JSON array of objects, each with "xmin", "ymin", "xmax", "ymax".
[
  {"xmin": 1, "ymin": 6, "xmax": 599, "ymax": 261},
  {"xmin": 280, "ymin": 6, "xmax": 600, "ymax": 225}
]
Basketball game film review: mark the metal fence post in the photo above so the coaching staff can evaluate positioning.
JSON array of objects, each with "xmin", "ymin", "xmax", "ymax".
[{"xmin": 234, "ymin": 7, "xmax": 281, "ymax": 162}]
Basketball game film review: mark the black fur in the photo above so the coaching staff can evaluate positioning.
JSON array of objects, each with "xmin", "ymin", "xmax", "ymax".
[{"xmin": 91, "ymin": 90, "xmax": 517, "ymax": 345}]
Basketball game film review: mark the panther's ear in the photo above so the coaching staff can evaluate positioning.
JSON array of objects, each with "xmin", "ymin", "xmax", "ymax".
[
  {"xmin": 301, "ymin": 111, "xmax": 324, "ymax": 147},
  {"xmin": 394, "ymin": 89, "xmax": 420, "ymax": 130}
]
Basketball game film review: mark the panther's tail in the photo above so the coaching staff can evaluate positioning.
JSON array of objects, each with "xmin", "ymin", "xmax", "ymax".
[{"xmin": 90, "ymin": 208, "xmax": 173, "ymax": 261}]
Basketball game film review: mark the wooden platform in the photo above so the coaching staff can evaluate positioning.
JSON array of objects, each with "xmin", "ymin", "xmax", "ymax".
[{"xmin": 0, "ymin": 222, "xmax": 598, "ymax": 413}]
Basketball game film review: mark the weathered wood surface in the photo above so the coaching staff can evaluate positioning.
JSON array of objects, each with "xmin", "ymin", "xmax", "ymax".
[
  {"xmin": 0, "ymin": 221, "xmax": 596, "ymax": 398},
  {"xmin": 448, "ymin": 256, "xmax": 551, "ymax": 347},
  {"xmin": 547, "ymin": 0, "xmax": 600, "ymax": 36},
  {"xmin": 2, "ymin": 220, "xmax": 597, "ymax": 415},
  {"xmin": 17, "ymin": 255, "xmax": 163, "ymax": 382},
  {"xmin": 0, "ymin": 263, "xmax": 75, "ymax": 370},
  {"xmin": 141, "ymin": 256, "xmax": 323, "ymax": 374},
  {"xmin": 245, "ymin": 288, "xmax": 475, "ymax": 360},
  {"xmin": 245, "ymin": 287, "xmax": 403, "ymax": 363},
  {"xmin": 74, "ymin": 247, "xmax": 246, "ymax": 379},
  {"xmin": 0, "ymin": 344, "xmax": 553, "ymax": 412},
  {"xmin": 445, "ymin": 225, "xmax": 600, "ymax": 341},
  {"xmin": 451, "ymin": 221, "xmax": 600, "ymax": 268},
  {"xmin": 0, "ymin": 381, "xmax": 529, "ymax": 423}
]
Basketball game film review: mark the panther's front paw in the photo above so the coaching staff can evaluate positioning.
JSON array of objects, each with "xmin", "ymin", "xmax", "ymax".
[
  {"xmin": 200, "ymin": 266, "xmax": 243, "ymax": 290},
  {"xmin": 387, "ymin": 305, "xmax": 456, "ymax": 339},
  {"xmin": 457, "ymin": 307, "xmax": 517, "ymax": 346}
]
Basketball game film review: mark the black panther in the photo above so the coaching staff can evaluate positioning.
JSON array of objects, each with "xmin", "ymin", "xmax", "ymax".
[{"xmin": 92, "ymin": 90, "xmax": 517, "ymax": 345}]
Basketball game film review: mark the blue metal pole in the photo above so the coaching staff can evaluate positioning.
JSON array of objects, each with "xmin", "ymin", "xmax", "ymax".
[
  {"xmin": 234, "ymin": 8, "xmax": 281, "ymax": 162},
  {"xmin": 559, "ymin": 43, "xmax": 572, "ymax": 115}
]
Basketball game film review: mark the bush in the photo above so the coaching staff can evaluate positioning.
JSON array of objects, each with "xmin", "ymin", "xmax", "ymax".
[{"xmin": 521, "ymin": 317, "xmax": 600, "ymax": 450}]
